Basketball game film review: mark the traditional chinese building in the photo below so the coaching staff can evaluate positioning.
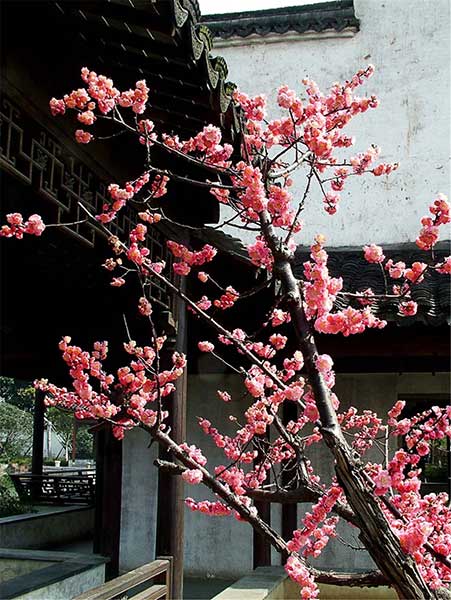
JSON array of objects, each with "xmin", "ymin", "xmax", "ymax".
[
  {"xmin": 1, "ymin": 0, "xmax": 450, "ymax": 596},
  {"xmin": 0, "ymin": 1, "xmax": 251, "ymax": 596}
]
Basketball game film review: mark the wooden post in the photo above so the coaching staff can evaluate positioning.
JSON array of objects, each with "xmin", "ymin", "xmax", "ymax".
[
  {"xmin": 93, "ymin": 428, "xmax": 105, "ymax": 557},
  {"xmin": 253, "ymin": 497, "xmax": 272, "ymax": 568},
  {"xmin": 71, "ymin": 419, "xmax": 77, "ymax": 462},
  {"xmin": 156, "ymin": 296, "xmax": 187, "ymax": 600},
  {"xmin": 32, "ymin": 389, "xmax": 45, "ymax": 475},
  {"xmin": 281, "ymin": 401, "xmax": 298, "ymax": 560},
  {"xmin": 31, "ymin": 389, "xmax": 45, "ymax": 500},
  {"xmin": 93, "ymin": 425, "xmax": 123, "ymax": 578},
  {"xmin": 253, "ymin": 433, "xmax": 272, "ymax": 568}
]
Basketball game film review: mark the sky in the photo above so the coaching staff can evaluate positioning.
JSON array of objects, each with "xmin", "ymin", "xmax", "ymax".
[{"xmin": 199, "ymin": 0, "xmax": 322, "ymax": 15}]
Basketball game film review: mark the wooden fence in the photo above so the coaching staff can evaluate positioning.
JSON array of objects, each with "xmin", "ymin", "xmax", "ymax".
[
  {"xmin": 73, "ymin": 557, "xmax": 173, "ymax": 600},
  {"xmin": 10, "ymin": 472, "xmax": 95, "ymax": 505}
]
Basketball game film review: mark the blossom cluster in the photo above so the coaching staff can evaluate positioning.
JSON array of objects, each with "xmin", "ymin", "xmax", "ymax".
[
  {"xmin": 0, "ymin": 213, "xmax": 46, "ymax": 238},
  {"xmin": 232, "ymin": 65, "xmax": 398, "ymax": 219},
  {"xmin": 303, "ymin": 235, "xmax": 386, "ymax": 335},
  {"xmin": 167, "ymin": 241, "xmax": 217, "ymax": 277},
  {"xmin": 416, "ymin": 194, "xmax": 450, "ymax": 251},
  {"xmin": 34, "ymin": 336, "xmax": 186, "ymax": 440},
  {"xmin": 285, "ymin": 556, "xmax": 319, "ymax": 600},
  {"xmin": 287, "ymin": 485, "xmax": 341, "ymax": 558}
]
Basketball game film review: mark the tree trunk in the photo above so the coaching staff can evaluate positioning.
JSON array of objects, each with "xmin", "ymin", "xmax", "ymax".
[{"xmin": 260, "ymin": 210, "xmax": 451, "ymax": 599}]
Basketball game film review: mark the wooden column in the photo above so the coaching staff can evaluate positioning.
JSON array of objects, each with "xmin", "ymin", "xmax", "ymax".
[
  {"xmin": 281, "ymin": 401, "xmax": 298, "ymax": 559},
  {"xmin": 93, "ymin": 425, "xmax": 123, "ymax": 578},
  {"xmin": 253, "ymin": 433, "xmax": 272, "ymax": 568},
  {"xmin": 71, "ymin": 419, "xmax": 78, "ymax": 462},
  {"xmin": 31, "ymin": 389, "xmax": 45, "ymax": 475},
  {"xmin": 156, "ymin": 297, "xmax": 187, "ymax": 599},
  {"xmin": 253, "ymin": 498, "xmax": 272, "ymax": 568},
  {"xmin": 31, "ymin": 389, "xmax": 45, "ymax": 501}
]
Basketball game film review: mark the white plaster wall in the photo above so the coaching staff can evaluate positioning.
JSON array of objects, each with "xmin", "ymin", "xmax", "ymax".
[
  {"xmin": 119, "ymin": 428, "xmax": 159, "ymax": 573},
  {"xmin": 185, "ymin": 372, "xmax": 450, "ymax": 576},
  {"xmin": 212, "ymin": 0, "xmax": 450, "ymax": 248}
]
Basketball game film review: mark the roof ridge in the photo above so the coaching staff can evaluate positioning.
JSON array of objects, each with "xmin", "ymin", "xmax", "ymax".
[{"xmin": 201, "ymin": 0, "xmax": 359, "ymax": 39}]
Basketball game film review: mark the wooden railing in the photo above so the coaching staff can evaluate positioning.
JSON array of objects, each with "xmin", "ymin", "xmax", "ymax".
[
  {"xmin": 73, "ymin": 557, "xmax": 173, "ymax": 600},
  {"xmin": 10, "ymin": 473, "xmax": 95, "ymax": 505},
  {"xmin": 43, "ymin": 468, "xmax": 96, "ymax": 476}
]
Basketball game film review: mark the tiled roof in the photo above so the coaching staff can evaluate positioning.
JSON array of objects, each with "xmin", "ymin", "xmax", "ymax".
[
  {"xmin": 293, "ymin": 243, "xmax": 451, "ymax": 326},
  {"xmin": 5, "ymin": 0, "xmax": 240, "ymax": 140},
  {"xmin": 202, "ymin": 0, "xmax": 359, "ymax": 40}
]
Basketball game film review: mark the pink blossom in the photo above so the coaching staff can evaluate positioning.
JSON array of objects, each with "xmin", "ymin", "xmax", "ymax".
[
  {"xmin": 269, "ymin": 334, "xmax": 287, "ymax": 350},
  {"xmin": 182, "ymin": 469, "xmax": 203, "ymax": 485},
  {"xmin": 198, "ymin": 341, "xmax": 214, "ymax": 353},
  {"xmin": 185, "ymin": 498, "xmax": 231, "ymax": 517},
  {"xmin": 1, "ymin": 213, "xmax": 46, "ymax": 238},
  {"xmin": 405, "ymin": 261, "xmax": 427, "ymax": 283},
  {"xmin": 6, "ymin": 213, "xmax": 23, "ymax": 226},
  {"xmin": 315, "ymin": 354, "xmax": 333, "ymax": 373},
  {"xmin": 374, "ymin": 469, "xmax": 392, "ymax": 495},
  {"xmin": 77, "ymin": 110, "xmax": 96, "ymax": 126},
  {"xmin": 196, "ymin": 296, "xmax": 212, "ymax": 311},
  {"xmin": 248, "ymin": 238, "xmax": 273, "ymax": 270},
  {"xmin": 138, "ymin": 297, "xmax": 152, "ymax": 317},
  {"xmin": 270, "ymin": 309, "xmax": 291, "ymax": 327},
  {"xmin": 385, "ymin": 259, "xmax": 406, "ymax": 279},
  {"xmin": 217, "ymin": 391, "xmax": 231, "ymax": 403},
  {"xmin": 75, "ymin": 129, "xmax": 93, "ymax": 144},
  {"xmin": 400, "ymin": 300, "xmax": 418, "ymax": 317},
  {"xmin": 173, "ymin": 262, "xmax": 191, "ymax": 276},
  {"xmin": 213, "ymin": 287, "xmax": 239, "ymax": 310},
  {"xmin": 25, "ymin": 214, "xmax": 46, "ymax": 236},
  {"xmin": 437, "ymin": 256, "xmax": 451, "ymax": 274},
  {"xmin": 49, "ymin": 97, "xmax": 66, "ymax": 116},
  {"xmin": 110, "ymin": 277, "xmax": 126, "ymax": 287},
  {"xmin": 363, "ymin": 243, "xmax": 385, "ymax": 263}
]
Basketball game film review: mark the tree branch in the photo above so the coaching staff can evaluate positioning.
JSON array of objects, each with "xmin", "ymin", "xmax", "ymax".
[
  {"xmin": 312, "ymin": 568, "xmax": 388, "ymax": 588},
  {"xmin": 155, "ymin": 459, "xmax": 358, "ymax": 526}
]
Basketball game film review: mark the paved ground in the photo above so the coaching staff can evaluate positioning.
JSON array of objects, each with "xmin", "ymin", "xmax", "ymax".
[
  {"xmin": 183, "ymin": 578, "xmax": 235, "ymax": 599},
  {"xmin": 48, "ymin": 538, "xmax": 94, "ymax": 554}
]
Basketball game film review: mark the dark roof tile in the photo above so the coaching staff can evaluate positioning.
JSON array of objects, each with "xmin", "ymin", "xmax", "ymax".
[
  {"xmin": 294, "ymin": 243, "xmax": 451, "ymax": 326},
  {"xmin": 202, "ymin": 1, "xmax": 359, "ymax": 40}
]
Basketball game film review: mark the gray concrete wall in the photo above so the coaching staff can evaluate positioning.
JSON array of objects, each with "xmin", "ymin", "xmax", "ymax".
[
  {"xmin": 185, "ymin": 372, "xmax": 450, "ymax": 577},
  {"xmin": 119, "ymin": 427, "xmax": 159, "ymax": 573},
  {"xmin": 0, "ymin": 549, "xmax": 107, "ymax": 600},
  {"xmin": 0, "ymin": 507, "xmax": 94, "ymax": 550},
  {"xmin": 185, "ymin": 373, "xmax": 255, "ymax": 579},
  {"xmin": 0, "ymin": 558, "xmax": 54, "ymax": 583},
  {"xmin": 16, "ymin": 564, "xmax": 105, "ymax": 600}
]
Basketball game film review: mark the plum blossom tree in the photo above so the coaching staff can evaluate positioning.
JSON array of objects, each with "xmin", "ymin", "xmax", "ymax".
[{"xmin": 2, "ymin": 65, "xmax": 451, "ymax": 599}]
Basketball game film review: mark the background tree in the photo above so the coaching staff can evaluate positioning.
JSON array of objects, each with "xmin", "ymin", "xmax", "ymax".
[
  {"xmin": 0, "ymin": 377, "xmax": 35, "ymax": 413},
  {"xmin": 46, "ymin": 407, "xmax": 74, "ymax": 461},
  {"xmin": 0, "ymin": 402, "xmax": 33, "ymax": 461}
]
